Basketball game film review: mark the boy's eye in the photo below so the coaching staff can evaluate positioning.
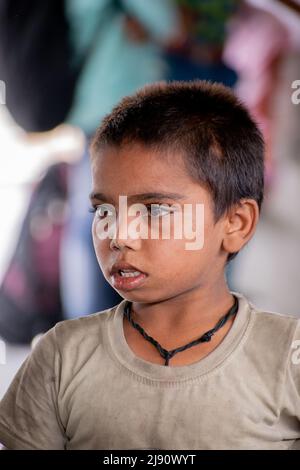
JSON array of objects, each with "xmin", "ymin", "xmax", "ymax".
[
  {"xmin": 89, "ymin": 204, "xmax": 114, "ymax": 219},
  {"xmin": 145, "ymin": 204, "xmax": 172, "ymax": 218},
  {"xmin": 89, "ymin": 203, "xmax": 174, "ymax": 219}
]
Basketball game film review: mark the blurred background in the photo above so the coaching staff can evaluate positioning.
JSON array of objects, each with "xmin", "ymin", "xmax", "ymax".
[{"xmin": 0, "ymin": 0, "xmax": 300, "ymax": 398}]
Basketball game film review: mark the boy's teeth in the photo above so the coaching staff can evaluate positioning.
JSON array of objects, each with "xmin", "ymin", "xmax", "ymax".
[{"xmin": 119, "ymin": 270, "xmax": 141, "ymax": 277}]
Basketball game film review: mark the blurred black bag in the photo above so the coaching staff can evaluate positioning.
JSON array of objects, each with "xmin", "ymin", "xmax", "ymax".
[
  {"xmin": 0, "ymin": 0, "xmax": 124, "ymax": 132},
  {"xmin": 0, "ymin": 164, "xmax": 68, "ymax": 344},
  {"xmin": 0, "ymin": 1, "xmax": 76, "ymax": 131}
]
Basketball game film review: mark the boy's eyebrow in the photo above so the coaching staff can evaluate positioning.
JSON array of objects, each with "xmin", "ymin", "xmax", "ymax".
[{"xmin": 89, "ymin": 191, "xmax": 186, "ymax": 203}]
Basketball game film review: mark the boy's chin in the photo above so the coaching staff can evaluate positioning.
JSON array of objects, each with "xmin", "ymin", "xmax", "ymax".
[{"xmin": 119, "ymin": 291, "xmax": 176, "ymax": 305}]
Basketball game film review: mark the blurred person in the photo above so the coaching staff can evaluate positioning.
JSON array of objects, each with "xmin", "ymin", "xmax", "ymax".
[
  {"xmin": 223, "ymin": 1, "xmax": 289, "ymax": 187},
  {"xmin": 60, "ymin": 0, "xmax": 182, "ymax": 318},
  {"xmin": 223, "ymin": 0, "xmax": 300, "ymax": 315},
  {"xmin": 0, "ymin": 106, "xmax": 84, "ymax": 343},
  {"xmin": 0, "ymin": 0, "xmax": 182, "ymax": 329},
  {"xmin": 164, "ymin": 0, "xmax": 238, "ymax": 87},
  {"xmin": 0, "ymin": 0, "xmax": 86, "ymax": 342},
  {"xmin": 0, "ymin": 106, "xmax": 84, "ymax": 279}
]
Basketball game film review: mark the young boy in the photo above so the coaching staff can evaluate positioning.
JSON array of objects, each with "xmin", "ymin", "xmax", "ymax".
[{"xmin": 0, "ymin": 81, "xmax": 299, "ymax": 450}]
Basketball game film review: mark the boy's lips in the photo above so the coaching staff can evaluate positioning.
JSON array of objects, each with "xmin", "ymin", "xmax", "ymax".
[
  {"xmin": 110, "ymin": 261, "xmax": 147, "ymax": 276},
  {"xmin": 109, "ymin": 261, "xmax": 148, "ymax": 291}
]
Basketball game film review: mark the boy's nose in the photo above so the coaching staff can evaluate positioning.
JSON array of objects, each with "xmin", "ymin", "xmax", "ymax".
[
  {"xmin": 109, "ymin": 213, "xmax": 144, "ymax": 251},
  {"xmin": 109, "ymin": 233, "xmax": 142, "ymax": 251}
]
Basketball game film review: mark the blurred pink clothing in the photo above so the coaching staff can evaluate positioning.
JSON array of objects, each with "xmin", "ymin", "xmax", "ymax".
[{"xmin": 223, "ymin": 4, "xmax": 288, "ymax": 185}]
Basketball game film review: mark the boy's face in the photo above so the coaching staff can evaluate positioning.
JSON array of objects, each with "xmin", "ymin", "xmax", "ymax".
[{"xmin": 90, "ymin": 143, "xmax": 228, "ymax": 304}]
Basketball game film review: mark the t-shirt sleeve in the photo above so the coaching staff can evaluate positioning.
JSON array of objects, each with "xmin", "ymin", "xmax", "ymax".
[{"xmin": 0, "ymin": 326, "xmax": 66, "ymax": 449}]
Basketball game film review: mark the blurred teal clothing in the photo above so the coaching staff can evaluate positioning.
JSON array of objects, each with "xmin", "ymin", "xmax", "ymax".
[
  {"xmin": 61, "ymin": 0, "xmax": 179, "ymax": 318},
  {"xmin": 65, "ymin": 0, "xmax": 179, "ymax": 134}
]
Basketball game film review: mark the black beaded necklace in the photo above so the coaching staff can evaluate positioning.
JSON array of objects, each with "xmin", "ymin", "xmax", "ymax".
[{"xmin": 123, "ymin": 295, "xmax": 239, "ymax": 366}]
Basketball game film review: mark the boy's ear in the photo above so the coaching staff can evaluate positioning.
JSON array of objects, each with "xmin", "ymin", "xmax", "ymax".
[{"xmin": 222, "ymin": 199, "xmax": 260, "ymax": 255}]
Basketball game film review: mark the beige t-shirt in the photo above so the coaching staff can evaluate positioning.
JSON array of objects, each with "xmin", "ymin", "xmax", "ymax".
[{"xmin": 0, "ymin": 291, "xmax": 300, "ymax": 450}]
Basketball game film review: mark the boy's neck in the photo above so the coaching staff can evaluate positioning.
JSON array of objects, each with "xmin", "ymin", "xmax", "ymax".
[{"xmin": 129, "ymin": 279, "xmax": 235, "ymax": 347}]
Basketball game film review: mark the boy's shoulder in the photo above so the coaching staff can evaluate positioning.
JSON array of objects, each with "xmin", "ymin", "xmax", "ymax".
[
  {"xmin": 248, "ymin": 297, "xmax": 300, "ymax": 328},
  {"xmin": 236, "ymin": 292, "xmax": 300, "ymax": 361},
  {"xmin": 240, "ymin": 291, "xmax": 300, "ymax": 331},
  {"xmin": 234, "ymin": 290, "xmax": 298, "ymax": 321},
  {"xmin": 48, "ymin": 300, "xmax": 126, "ymax": 350}
]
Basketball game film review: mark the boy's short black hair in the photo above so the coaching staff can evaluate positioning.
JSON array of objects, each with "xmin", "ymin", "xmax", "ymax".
[{"xmin": 91, "ymin": 80, "xmax": 265, "ymax": 262}]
